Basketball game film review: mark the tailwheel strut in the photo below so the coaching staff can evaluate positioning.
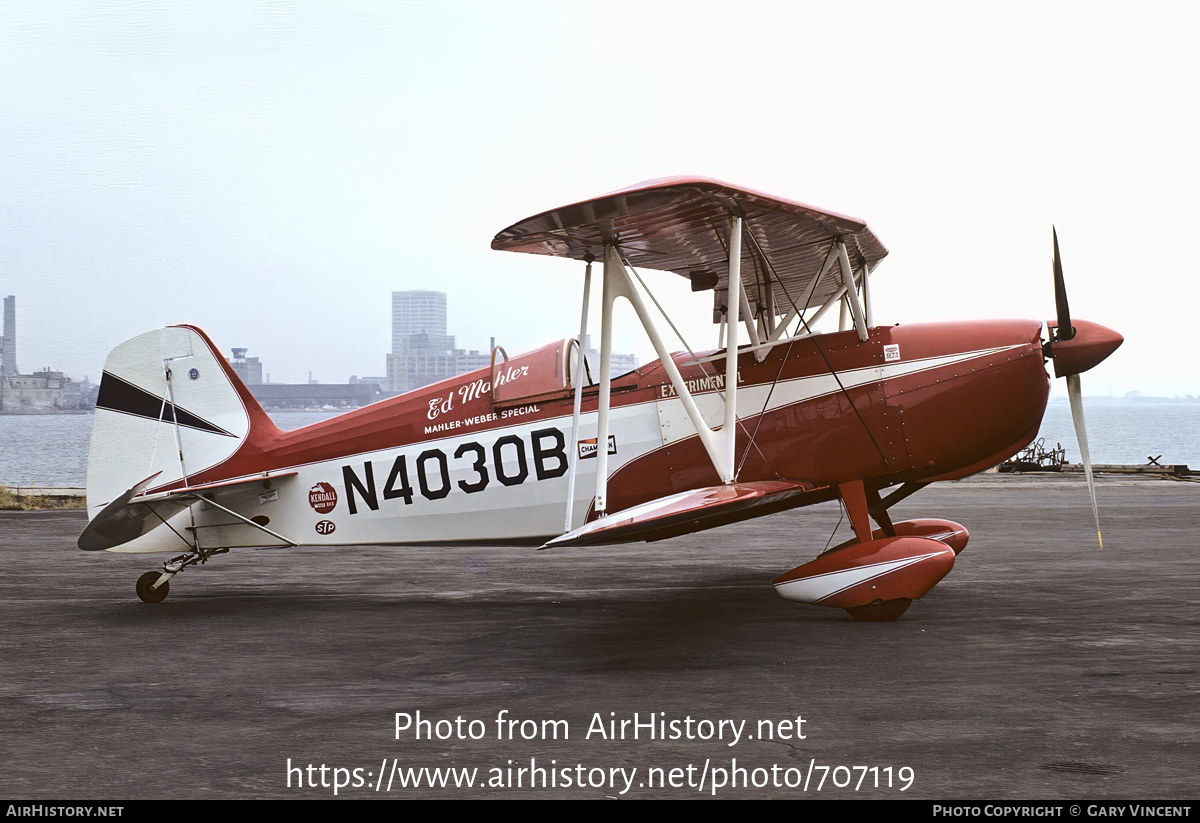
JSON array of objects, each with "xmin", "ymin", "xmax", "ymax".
[{"xmin": 134, "ymin": 546, "xmax": 229, "ymax": 603}]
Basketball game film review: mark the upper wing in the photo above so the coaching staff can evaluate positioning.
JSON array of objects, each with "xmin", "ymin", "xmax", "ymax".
[{"xmin": 491, "ymin": 176, "xmax": 887, "ymax": 319}]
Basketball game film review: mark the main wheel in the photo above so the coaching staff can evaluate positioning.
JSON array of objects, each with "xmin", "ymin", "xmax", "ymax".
[
  {"xmin": 846, "ymin": 598, "xmax": 911, "ymax": 621},
  {"xmin": 136, "ymin": 571, "xmax": 169, "ymax": 603}
]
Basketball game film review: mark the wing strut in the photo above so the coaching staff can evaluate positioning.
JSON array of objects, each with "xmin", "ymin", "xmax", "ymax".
[
  {"xmin": 592, "ymin": 215, "xmax": 743, "ymax": 516},
  {"xmin": 563, "ymin": 255, "xmax": 594, "ymax": 533},
  {"xmin": 753, "ymin": 239, "xmax": 870, "ymax": 348},
  {"xmin": 838, "ymin": 241, "xmax": 869, "ymax": 342},
  {"xmin": 766, "ymin": 244, "xmax": 838, "ymax": 343}
]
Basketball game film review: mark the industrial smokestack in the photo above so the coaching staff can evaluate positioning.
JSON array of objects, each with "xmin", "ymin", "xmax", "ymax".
[{"xmin": 2, "ymin": 296, "xmax": 16, "ymax": 377}]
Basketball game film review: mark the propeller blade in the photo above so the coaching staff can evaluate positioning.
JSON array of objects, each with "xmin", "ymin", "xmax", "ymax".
[
  {"xmin": 1052, "ymin": 226, "xmax": 1075, "ymax": 341},
  {"xmin": 1067, "ymin": 373, "xmax": 1102, "ymax": 548}
]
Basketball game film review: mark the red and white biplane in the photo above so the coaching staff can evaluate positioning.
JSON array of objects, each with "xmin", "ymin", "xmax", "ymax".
[{"xmin": 79, "ymin": 178, "xmax": 1122, "ymax": 619}]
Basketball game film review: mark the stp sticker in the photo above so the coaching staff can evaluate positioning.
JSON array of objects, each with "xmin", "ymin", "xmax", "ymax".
[
  {"xmin": 308, "ymin": 482, "xmax": 338, "ymax": 513},
  {"xmin": 315, "ymin": 520, "xmax": 336, "ymax": 535}
]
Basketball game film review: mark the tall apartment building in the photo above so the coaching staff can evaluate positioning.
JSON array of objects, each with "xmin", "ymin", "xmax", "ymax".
[
  {"xmin": 390, "ymin": 291, "xmax": 454, "ymax": 355},
  {"xmin": 386, "ymin": 290, "xmax": 491, "ymax": 393},
  {"xmin": 385, "ymin": 290, "xmax": 639, "ymax": 395}
]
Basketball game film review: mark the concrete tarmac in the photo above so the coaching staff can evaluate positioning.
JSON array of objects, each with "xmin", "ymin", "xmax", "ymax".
[{"xmin": 1, "ymin": 475, "xmax": 1196, "ymax": 800}]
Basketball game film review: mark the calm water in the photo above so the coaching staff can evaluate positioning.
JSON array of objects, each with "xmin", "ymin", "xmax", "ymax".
[
  {"xmin": 1036, "ymin": 397, "xmax": 1200, "ymax": 466},
  {"xmin": 0, "ymin": 410, "xmax": 342, "ymax": 487},
  {"xmin": 1, "ymin": 400, "xmax": 1198, "ymax": 487}
]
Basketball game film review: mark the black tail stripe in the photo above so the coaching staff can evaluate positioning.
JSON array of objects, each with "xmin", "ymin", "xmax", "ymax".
[{"xmin": 95, "ymin": 371, "xmax": 237, "ymax": 437}]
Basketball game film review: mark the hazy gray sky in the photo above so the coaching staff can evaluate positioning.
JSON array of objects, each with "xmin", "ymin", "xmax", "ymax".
[{"xmin": 1, "ymin": 1, "xmax": 1195, "ymax": 395}]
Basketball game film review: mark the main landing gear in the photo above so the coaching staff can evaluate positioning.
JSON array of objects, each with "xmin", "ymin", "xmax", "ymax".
[
  {"xmin": 773, "ymin": 480, "xmax": 968, "ymax": 621},
  {"xmin": 845, "ymin": 598, "xmax": 913, "ymax": 622},
  {"xmin": 134, "ymin": 546, "xmax": 228, "ymax": 603}
]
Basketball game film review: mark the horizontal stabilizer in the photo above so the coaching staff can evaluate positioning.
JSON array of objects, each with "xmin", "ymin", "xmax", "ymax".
[
  {"xmin": 78, "ymin": 471, "xmax": 297, "ymax": 551},
  {"xmin": 543, "ymin": 480, "xmax": 815, "ymax": 548},
  {"xmin": 78, "ymin": 473, "xmax": 185, "ymax": 551},
  {"xmin": 132, "ymin": 471, "xmax": 297, "ymax": 504}
]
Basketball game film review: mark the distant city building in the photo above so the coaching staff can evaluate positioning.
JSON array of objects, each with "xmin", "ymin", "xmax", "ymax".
[
  {"xmin": 250, "ymin": 382, "xmax": 379, "ymax": 410},
  {"xmin": 227, "ymin": 347, "xmax": 263, "ymax": 385},
  {"xmin": 581, "ymin": 334, "xmax": 639, "ymax": 379},
  {"xmin": 1, "ymin": 369, "xmax": 87, "ymax": 413},
  {"xmin": 223, "ymin": 347, "xmax": 378, "ymax": 409},
  {"xmin": 385, "ymin": 290, "xmax": 638, "ymax": 395},
  {"xmin": 350, "ymin": 375, "xmax": 388, "ymax": 391},
  {"xmin": 386, "ymin": 290, "xmax": 491, "ymax": 393},
  {"xmin": 391, "ymin": 291, "xmax": 454, "ymax": 355},
  {"xmin": 0, "ymin": 296, "xmax": 92, "ymax": 413}
]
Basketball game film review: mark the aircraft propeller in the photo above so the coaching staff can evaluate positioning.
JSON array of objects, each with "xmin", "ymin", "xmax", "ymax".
[
  {"xmin": 1044, "ymin": 228, "xmax": 1122, "ymax": 548},
  {"xmin": 1052, "ymin": 228, "xmax": 1074, "ymax": 342}
]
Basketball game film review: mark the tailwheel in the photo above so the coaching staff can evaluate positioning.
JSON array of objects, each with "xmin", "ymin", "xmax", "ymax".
[
  {"xmin": 845, "ymin": 598, "xmax": 911, "ymax": 622},
  {"xmin": 133, "ymin": 546, "xmax": 228, "ymax": 603},
  {"xmin": 136, "ymin": 571, "xmax": 170, "ymax": 603}
]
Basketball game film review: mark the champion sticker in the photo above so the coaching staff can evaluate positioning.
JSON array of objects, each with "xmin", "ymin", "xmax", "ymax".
[
  {"xmin": 578, "ymin": 435, "xmax": 617, "ymax": 459},
  {"xmin": 315, "ymin": 520, "xmax": 336, "ymax": 535},
  {"xmin": 188, "ymin": 368, "xmax": 200, "ymax": 380},
  {"xmin": 308, "ymin": 482, "xmax": 338, "ymax": 513}
]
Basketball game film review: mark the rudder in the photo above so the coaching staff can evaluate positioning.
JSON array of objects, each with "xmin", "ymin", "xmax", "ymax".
[{"xmin": 84, "ymin": 325, "xmax": 279, "ymax": 549}]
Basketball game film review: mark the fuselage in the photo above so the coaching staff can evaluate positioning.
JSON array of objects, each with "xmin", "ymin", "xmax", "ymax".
[{"xmin": 117, "ymin": 319, "xmax": 1049, "ymax": 553}]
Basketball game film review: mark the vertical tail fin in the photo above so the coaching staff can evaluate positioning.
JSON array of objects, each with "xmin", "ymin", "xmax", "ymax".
[{"xmin": 86, "ymin": 325, "xmax": 280, "ymax": 524}]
